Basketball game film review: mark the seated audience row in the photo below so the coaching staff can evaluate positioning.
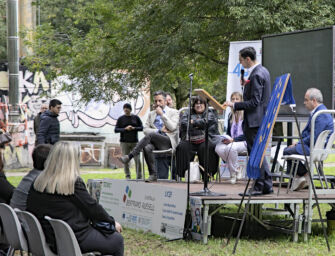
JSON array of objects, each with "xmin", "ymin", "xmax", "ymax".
[
  {"xmin": 119, "ymin": 90, "xmax": 247, "ymax": 182},
  {"xmin": 4, "ymin": 142, "xmax": 124, "ymax": 256}
]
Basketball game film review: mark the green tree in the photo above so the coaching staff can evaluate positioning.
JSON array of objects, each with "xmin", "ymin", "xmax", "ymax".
[
  {"xmin": 0, "ymin": 0, "xmax": 7, "ymax": 61},
  {"xmin": 23, "ymin": 0, "xmax": 335, "ymax": 107}
]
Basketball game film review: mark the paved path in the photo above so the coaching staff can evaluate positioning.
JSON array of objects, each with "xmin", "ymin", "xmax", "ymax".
[{"xmin": 6, "ymin": 169, "xmax": 123, "ymax": 177}]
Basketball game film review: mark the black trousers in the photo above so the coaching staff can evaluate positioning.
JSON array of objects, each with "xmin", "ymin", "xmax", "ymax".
[
  {"xmin": 176, "ymin": 140, "xmax": 219, "ymax": 178},
  {"xmin": 131, "ymin": 132, "xmax": 172, "ymax": 176},
  {"xmin": 80, "ymin": 228, "xmax": 124, "ymax": 256},
  {"xmin": 245, "ymin": 127, "xmax": 273, "ymax": 192}
]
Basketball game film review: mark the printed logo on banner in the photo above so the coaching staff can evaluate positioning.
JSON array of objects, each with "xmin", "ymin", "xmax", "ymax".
[
  {"xmin": 164, "ymin": 191, "xmax": 172, "ymax": 198},
  {"xmin": 229, "ymin": 64, "xmax": 249, "ymax": 78},
  {"xmin": 123, "ymin": 185, "xmax": 132, "ymax": 203}
]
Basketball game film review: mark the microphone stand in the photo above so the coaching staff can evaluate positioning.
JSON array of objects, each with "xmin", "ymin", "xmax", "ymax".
[
  {"xmin": 182, "ymin": 73, "xmax": 193, "ymax": 240},
  {"xmin": 190, "ymin": 98, "xmax": 225, "ymax": 196},
  {"xmin": 189, "ymin": 86, "xmax": 225, "ymax": 196}
]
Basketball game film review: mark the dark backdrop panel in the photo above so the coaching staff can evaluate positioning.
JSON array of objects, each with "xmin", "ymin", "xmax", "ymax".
[{"xmin": 262, "ymin": 27, "xmax": 334, "ymax": 119}]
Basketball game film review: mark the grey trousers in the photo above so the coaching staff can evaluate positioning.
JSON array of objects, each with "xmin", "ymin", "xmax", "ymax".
[{"xmin": 120, "ymin": 142, "xmax": 142, "ymax": 179}]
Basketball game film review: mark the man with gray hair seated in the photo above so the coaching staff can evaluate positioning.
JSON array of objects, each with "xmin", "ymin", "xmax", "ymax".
[{"xmin": 283, "ymin": 88, "xmax": 334, "ymax": 191}]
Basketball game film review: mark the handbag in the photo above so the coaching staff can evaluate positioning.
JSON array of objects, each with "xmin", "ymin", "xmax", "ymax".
[
  {"xmin": 0, "ymin": 132, "xmax": 11, "ymax": 145},
  {"xmin": 92, "ymin": 221, "xmax": 116, "ymax": 236},
  {"xmin": 185, "ymin": 161, "xmax": 201, "ymax": 182}
]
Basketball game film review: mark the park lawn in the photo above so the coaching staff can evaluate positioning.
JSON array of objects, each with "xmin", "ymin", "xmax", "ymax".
[{"xmin": 6, "ymin": 168, "xmax": 335, "ymax": 255}]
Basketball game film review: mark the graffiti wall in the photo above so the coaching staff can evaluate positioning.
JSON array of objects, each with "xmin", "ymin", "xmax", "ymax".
[{"xmin": 0, "ymin": 68, "xmax": 150, "ymax": 168}]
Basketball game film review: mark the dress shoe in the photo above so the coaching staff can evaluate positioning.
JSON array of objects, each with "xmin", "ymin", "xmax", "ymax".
[
  {"xmin": 118, "ymin": 155, "xmax": 130, "ymax": 164},
  {"xmin": 263, "ymin": 188, "xmax": 274, "ymax": 195},
  {"xmin": 238, "ymin": 189, "xmax": 263, "ymax": 197},
  {"xmin": 145, "ymin": 175, "xmax": 157, "ymax": 182}
]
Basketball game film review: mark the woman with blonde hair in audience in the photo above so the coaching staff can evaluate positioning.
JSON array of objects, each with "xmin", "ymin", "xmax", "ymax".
[
  {"xmin": 27, "ymin": 141, "xmax": 124, "ymax": 255},
  {"xmin": 215, "ymin": 92, "xmax": 247, "ymax": 184}
]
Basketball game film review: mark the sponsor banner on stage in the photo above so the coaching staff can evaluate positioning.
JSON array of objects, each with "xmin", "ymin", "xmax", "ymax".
[
  {"xmin": 99, "ymin": 179, "xmax": 187, "ymax": 239},
  {"xmin": 190, "ymin": 196, "xmax": 203, "ymax": 240}
]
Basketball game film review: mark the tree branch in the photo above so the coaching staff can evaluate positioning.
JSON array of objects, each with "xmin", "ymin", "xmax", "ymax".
[{"xmin": 188, "ymin": 47, "xmax": 227, "ymax": 65}]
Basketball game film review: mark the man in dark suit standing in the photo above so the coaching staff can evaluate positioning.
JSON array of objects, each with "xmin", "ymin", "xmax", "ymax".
[{"xmin": 225, "ymin": 46, "xmax": 273, "ymax": 196}]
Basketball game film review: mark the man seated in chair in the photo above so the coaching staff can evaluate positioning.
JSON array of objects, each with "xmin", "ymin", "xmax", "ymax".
[
  {"xmin": 119, "ymin": 90, "xmax": 179, "ymax": 182},
  {"xmin": 283, "ymin": 88, "xmax": 334, "ymax": 191}
]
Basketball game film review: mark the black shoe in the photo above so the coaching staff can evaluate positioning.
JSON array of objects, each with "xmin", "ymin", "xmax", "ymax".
[
  {"xmin": 263, "ymin": 188, "xmax": 274, "ymax": 195},
  {"xmin": 238, "ymin": 189, "xmax": 263, "ymax": 197},
  {"xmin": 145, "ymin": 175, "xmax": 157, "ymax": 182}
]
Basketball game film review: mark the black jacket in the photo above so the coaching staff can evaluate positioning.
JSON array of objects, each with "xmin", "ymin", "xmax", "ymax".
[
  {"xmin": 33, "ymin": 112, "xmax": 42, "ymax": 134},
  {"xmin": 114, "ymin": 114, "xmax": 143, "ymax": 143},
  {"xmin": 0, "ymin": 172, "xmax": 14, "ymax": 204},
  {"xmin": 36, "ymin": 110, "xmax": 60, "ymax": 145},
  {"xmin": 180, "ymin": 109, "xmax": 219, "ymax": 143},
  {"xmin": 27, "ymin": 178, "xmax": 115, "ymax": 252}
]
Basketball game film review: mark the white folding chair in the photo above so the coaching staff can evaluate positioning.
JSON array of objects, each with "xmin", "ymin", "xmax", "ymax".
[
  {"xmin": 0, "ymin": 203, "xmax": 28, "ymax": 256},
  {"xmin": 15, "ymin": 210, "xmax": 56, "ymax": 256},
  {"xmin": 279, "ymin": 130, "xmax": 331, "ymax": 193},
  {"xmin": 45, "ymin": 216, "xmax": 100, "ymax": 256}
]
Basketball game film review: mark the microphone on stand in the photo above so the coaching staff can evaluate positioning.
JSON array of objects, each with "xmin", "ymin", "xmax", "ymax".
[{"xmin": 189, "ymin": 73, "xmax": 194, "ymax": 80}]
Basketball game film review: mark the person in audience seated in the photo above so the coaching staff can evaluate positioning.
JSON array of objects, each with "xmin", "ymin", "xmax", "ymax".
[
  {"xmin": 10, "ymin": 144, "xmax": 52, "ymax": 210},
  {"xmin": 165, "ymin": 92, "xmax": 174, "ymax": 108},
  {"xmin": 119, "ymin": 90, "xmax": 179, "ymax": 182},
  {"xmin": 284, "ymin": 88, "xmax": 334, "ymax": 191},
  {"xmin": 215, "ymin": 92, "xmax": 247, "ymax": 184},
  {"xmin": 176, "ymin": 96, "xmax": 220, "ymax": 179},
  {"xmin": 155, "ymin": 91, "xmax": 177, "ymax": 179},
  {"xmin": 0, "ymin": 155, "xmax": 14, "ymax": 204},
  {"xmin": 27, "ymin": 141, "xmax": 124, "ymax": 255}
]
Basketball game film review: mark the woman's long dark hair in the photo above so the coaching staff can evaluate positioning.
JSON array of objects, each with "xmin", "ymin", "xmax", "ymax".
[{"xmin": 191, "ymin": 96, "xmax": 206, "ymax": 114}]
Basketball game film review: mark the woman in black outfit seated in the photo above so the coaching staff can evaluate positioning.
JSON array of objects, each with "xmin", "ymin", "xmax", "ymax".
[
  {"xmin": 176, "ymin": 96, "xmax": 220, "ymax": 178},
  {"xmin": 27, "ymin": 141, "xmax": 124, "ymax": 256},
  {"xmin": 0, "ymin": 156, "xmax": 14, "ymax": 204}
]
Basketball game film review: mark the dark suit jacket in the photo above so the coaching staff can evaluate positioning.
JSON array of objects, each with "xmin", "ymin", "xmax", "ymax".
[
  {"xmin": 234, "ymin": 64, "xmax": 271, "ymax": 129},
  {"xmin": 296, "ymin": 104, "xmax": 334, "ymax": 155}
]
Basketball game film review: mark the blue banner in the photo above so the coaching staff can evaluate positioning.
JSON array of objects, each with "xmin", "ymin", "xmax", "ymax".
[{"xmin": 247, "ymin": 74, "xmax": 295, "ymax": 178}]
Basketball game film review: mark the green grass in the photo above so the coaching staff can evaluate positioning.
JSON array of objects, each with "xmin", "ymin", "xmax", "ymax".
[{"xmin": 6, "ymin": 167, "xmax": 335, "ymax": 255}]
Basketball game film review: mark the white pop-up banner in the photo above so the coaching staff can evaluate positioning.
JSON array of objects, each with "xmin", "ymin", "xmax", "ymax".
[
  {"xmin": 99, "ymin": 179, "xmax": 187, "ymax": 240},
  {"xmin": 225, "ymin": 41, "xmax": 262, "ymax": 125}
]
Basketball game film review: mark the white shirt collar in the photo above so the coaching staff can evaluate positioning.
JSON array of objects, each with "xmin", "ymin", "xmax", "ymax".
[
  {"xmin": 310, "ymin": 104, "xmax": 320, "ymax": 116},
  {"xmin": 247, "ymin": 63, "xmax": 260, "ymax": 76}
]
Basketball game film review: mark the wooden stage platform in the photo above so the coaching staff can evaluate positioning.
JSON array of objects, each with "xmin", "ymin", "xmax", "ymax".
[{"xmin": 143, "ymin": 179, "xmax": 335, "ymax": 244}]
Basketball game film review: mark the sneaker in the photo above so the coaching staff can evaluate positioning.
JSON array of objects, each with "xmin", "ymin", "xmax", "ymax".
[
  {"xmin": 118, "ymin": 155, "xmax": 130, "ymax": 164},
  {"xmin": 291, "ymin": 176, "xmax": 306, "ymax": 191},
  {"xmin": 145, "ymin": 175, "xmax": 157, "ymax": 182},
  {"xmin": 236, "ymin": 166, "xmax": 243, "ymax": 180},
  {"xmin": 236, "ymin": 168, "xmax": 243, "ymax": 180},
  {"xmin": 230, "ymin": 173, "xmax": 237, "ymax": 184}
]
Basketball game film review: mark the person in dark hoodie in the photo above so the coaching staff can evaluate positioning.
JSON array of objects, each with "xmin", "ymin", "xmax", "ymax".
[{"xmin": 37, "ymin": 99, "xmax": 62, "ymax": 145}]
